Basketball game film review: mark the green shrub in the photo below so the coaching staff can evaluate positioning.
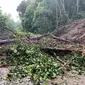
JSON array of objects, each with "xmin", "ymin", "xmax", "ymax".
[
  {"xmin": 7, "ymin": 42, "xmax": 62, "ymax": 84},
  {"xmin": 6, "ymin": 42, "xmax": 85, "ymax": 84},
  {"xmin": 7, "ymin": 43, "xmax": 41, "ymax": 66}
]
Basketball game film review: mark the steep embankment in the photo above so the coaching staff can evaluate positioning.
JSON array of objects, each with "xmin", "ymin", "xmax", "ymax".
[{"xmin": 55, "ymin": 19, "xmax": 85, "ymax": 44}]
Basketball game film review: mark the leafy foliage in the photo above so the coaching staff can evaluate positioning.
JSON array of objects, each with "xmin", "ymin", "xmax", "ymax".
[
  {"xmin": 0, "ymin": 10, "xmax": 19, "ymax": 34},
  {"xmin": 17, "ymin": 0, "xmax": 56, "ymax": 34},
  {"xmin": 1, "ymin": 41, "xmax": 85, "ymax": 85},
  {"xmin": 17, "ymin": 0, "xmax": 85, "ymax": 34},
  {"xmin": 6, "ymin": 42, "xmax": 62, "ymax": 84},
  {"xmin": 0, "ymin": 11, "xmax": 7, "ymax": 34},
  {"xmin": 70, "ymin": 54, "xmax": 85, "ymax": 74}
]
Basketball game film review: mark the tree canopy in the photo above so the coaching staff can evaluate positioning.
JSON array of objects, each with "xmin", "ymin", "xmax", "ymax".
[
  {"xmin": 0, "ymin": 9, "xmax": 19, "ymax": 34},
  {"xmin": 17, "ymin": 0, "xmax": 85, "ymax": 34},
  {"xmin": 0, "ymin": 10, "xmax": 7, "ymax": 34}
]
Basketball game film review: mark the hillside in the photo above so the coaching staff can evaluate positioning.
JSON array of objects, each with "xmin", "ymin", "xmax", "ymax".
[
  {"xmin": 0, "ymin": 29, "xmax": 15, "ymax": 40},
  {"xmin": 54, "ymin": 19, "xmax": 85, "ymax": 44}
]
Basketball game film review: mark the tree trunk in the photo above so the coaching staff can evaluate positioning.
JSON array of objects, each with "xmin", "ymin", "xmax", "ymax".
[
  {"xmin": 62, "ymin": 0, "xmax": 69, "ymax": 20},
  {"xmin": 77, "ymin": 0, "xmax": 79, "ymax": 14},
  {"xmin": 0, "ymin": 39, "xmax": 15, "ymax": 45},
  {"xmin": 56, "ymin": 0, "xmax": 59, "ymax": 29}
]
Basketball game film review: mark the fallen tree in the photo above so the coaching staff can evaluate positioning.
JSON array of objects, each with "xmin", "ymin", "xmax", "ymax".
[
  {"xmin": 41, "ymin": 47, "xmax": 82, "ymax": 56},
  {"xmin": 0, "ymin": 33, "xmax": 73, "ymax": 45},
  {"xmin": 26, "ymin": 33, "xmax": 73, "ymax": 44},
  {"xmin": 0, "ymin": 39, "xmax": 15, "ymax": 45}
]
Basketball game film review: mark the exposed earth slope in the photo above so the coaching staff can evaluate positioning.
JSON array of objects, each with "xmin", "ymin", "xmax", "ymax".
[{"xmin": 54, "ymin": 19, "xmax": 85, "ymax": 44}]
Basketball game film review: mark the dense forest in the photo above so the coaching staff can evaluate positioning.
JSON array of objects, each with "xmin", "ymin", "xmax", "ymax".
[
  {"xmin": 17, "ymin": 0, "xmax": 85, "ymax": 33},
  {"xmin": 1, "ymin": 0, "xmax": 85, "ymax": 85},
  {"xmin": 1, "ymin": 0, "xmax": 85, "ymax": 34}
]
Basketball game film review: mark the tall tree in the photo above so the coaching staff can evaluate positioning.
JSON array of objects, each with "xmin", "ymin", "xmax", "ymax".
[
  {"xmin": 0, "ymin": 11, "xmax": 7, "ymax": 34},
  {"xmin": 77, "ymin": 0, "xmax": 79, "ymax": 14},
  {"xmin": 17, "ymin": 0, "xmax": 85, "ymax": 34},
  {"xmin": 17, "ymin": 0, "xmax": 30, "ymax": 18}
]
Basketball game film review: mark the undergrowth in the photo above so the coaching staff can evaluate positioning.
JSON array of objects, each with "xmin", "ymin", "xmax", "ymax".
[
  {"xmin": 6, "ymin": 42, "xmax": 63, "ymax": 85},
  {"xmin": 0, "ymin": 41, "xmax": 85, "ymax": 85}
]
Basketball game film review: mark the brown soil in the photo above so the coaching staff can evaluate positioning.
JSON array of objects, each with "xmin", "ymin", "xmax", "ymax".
[{"xmin": 55, "ymin": 19, "xmax": 85, "ymax": 44}]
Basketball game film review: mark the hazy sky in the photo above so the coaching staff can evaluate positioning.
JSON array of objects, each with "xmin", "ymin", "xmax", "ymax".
[{"xmin": 0, "ymin": 0, "xmax": 23, "ymax": 21}]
